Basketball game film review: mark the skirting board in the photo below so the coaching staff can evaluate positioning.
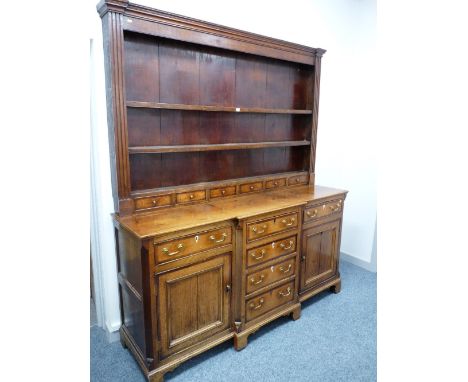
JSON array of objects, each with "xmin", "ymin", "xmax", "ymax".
[{"xmin": 341, "ymin": 251, "xmax": 376, "ymax": 273}]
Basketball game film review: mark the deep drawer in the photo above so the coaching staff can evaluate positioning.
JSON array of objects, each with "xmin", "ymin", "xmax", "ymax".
[
  {"xmin": 246, "ymin": 212, "xmax": 298, "ymax": 241},
  {"xmin": 247, "ymin": 235, "xmax": 296, "ymax": 267},
  {"xmin": 154, "ymin": 226, "xmax": 232, "ymax": 264},
  {"xmin": 303, "ymin": 199, "xmax": 343, "ymax": 223},
  {"xmin": 246, "ymin": 281, "xmax": 295, "ymax": 321},
  {"xmin": 246, "ymin": 257, "xmax": 296, "ymax": 294}
]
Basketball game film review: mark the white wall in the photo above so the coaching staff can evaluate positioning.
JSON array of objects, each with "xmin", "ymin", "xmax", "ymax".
[{"xmin": 90, "ymin": 0, "xmax": 377, "ymax": 332}]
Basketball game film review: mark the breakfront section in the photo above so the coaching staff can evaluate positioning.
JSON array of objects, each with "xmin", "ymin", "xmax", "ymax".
[
  {"xmin": 299, "ymin": 197, "xmax": 345, "ymax": 300},
  {"xmin": 98, "ymin": 1, "xmax": 347, "ymax": 381}
]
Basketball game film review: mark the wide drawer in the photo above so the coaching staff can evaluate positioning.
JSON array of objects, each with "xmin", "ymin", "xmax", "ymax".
[
  {"xmin": 247, "ymin": 235, "xmax": 297, "ymax": 267},
  {"xmin": 246, "ymin": 281, "xmax": 295, "ymax": 322},
  {"xmin": 304, "ymin": 199, "xmax": 343, "ymax": 223},
  {"xmin": 247, "ymin": 212, "xmax": 298, "ymax": 241},
  {"xmin": 154, "ymin": 226, "xmax": 232, "ymax": 264},
  {"xmin": 246, "ymin": 257, "xmax": 296, "ymax": 294}
]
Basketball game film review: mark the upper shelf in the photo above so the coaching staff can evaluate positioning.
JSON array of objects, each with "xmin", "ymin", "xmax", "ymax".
[
  {"xmin": 126, "ymin": 101, "xmax": 312, "ymax": 115},
  {"xmin": 128, "ymin": 140, "xmax": 310, "ymax": 154}
]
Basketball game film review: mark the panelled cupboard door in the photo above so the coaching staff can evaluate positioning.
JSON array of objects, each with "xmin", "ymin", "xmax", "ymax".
[
  {"xmin": 300, "ymin": 220, "xmax": 340, "ymax": 292},
  {"xmin": 157, "ymin": 253, "xmax": 231, "ymax": 359}
]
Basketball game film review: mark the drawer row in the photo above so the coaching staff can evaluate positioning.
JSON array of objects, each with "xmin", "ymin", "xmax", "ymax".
[
  {"xmin": 153, "ymin": 198, "xmax": 343, "ymax": 267},
  {"xmin": 134, "ymin": 173, "xmax": 309, "ymax": 212}
]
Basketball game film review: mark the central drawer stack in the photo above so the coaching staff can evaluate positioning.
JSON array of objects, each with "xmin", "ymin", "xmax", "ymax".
[{"xmin": 235, "ymin": 207, "xmax": 302, "ymax": 349}]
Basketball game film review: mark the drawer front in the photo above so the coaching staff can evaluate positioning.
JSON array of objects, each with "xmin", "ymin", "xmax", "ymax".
[
  {"xmin": 288, "ymin": 174, "xmax": 308, "ymax": 186},
  {"xmin": 247, "ymin": 212, "xmax": 298, "ymax": 241},
  {"xmin": 246, "ymin": 281, "xmax": 295, "ymax": 321},
  {"xmin": 155, "ymin": 226, "xmax": 232, "ymax": 264},
  {"xmin": 304, "ymin": 199, "xmax": 343, "ymax": 223},
  {"xmin": 239, "ymin": 181, "xmax": 263, "ymax": 194},
  {"xmin": 246, "ymin": 257, "xmax": 296, "ymax": 294},
  {"xmin": 134, "ymin": 194, "xmax": 172, "ymax": 211},
  {"xmin": 265, "ymin": 178, "xmax": 286, "ymax": 190},
  {"xmin": 209, "ymin": 186, "xmax": 236, "ymax": 199},
  {"xmin": 176, "ymin": 190, "xmax": 206, "ymax": 204},
  {"xmin": 247, "ymin": 235, "xmax": 297, "ymax": 267}
]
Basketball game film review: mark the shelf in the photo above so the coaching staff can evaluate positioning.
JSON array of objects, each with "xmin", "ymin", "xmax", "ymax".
[
  {"xmin": 128, "ymin": 141, "xmax": 310, "ymax": 154},
  {"xmin": 126, "ymin": 101, "xmax": 312, "ymax": 115}
]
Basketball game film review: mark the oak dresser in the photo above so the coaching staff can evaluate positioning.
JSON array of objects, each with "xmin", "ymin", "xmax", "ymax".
[{"xmin": 97, "ymin": 1, "xmax": 348, "ymax": 381}]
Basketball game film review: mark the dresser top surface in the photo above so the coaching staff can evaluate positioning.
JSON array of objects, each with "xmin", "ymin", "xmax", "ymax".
[{"xmin": 115, "ymin": 185, "xmax": 347, "ymax": 239}]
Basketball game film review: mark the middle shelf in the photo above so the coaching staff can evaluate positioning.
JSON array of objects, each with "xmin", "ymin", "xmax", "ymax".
[{"xmin": 128, "ymin": 140, "xmax": 311, "ymax": 154}]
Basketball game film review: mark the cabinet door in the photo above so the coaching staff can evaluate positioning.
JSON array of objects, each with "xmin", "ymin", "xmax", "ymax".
[
  {"xmin": 157, "ymin": 253, "xmax": 231, "ymax": 358},
  {"xmin": 300, "ymin": 220, "xmax": 340, "ymax": 293}
]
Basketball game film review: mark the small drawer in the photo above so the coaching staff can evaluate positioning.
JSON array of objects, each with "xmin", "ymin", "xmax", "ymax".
[
  {"xmin": 176, "ymin": 190, "xmax": 206, "ymax": 204},
  {"xmin": 288, "ymin": 174, "xmax": 308, "ymax": 186},
  {"xmin": 247, "ymin": 212, "xmax": 298, "ymax": 241},
  {"xmin": 246, "ymin": 281, "xmax": 295, "ymax": 322},
  {"xmin": 304, "ymin": 199, "xmax": 343, "ymax": 223},
  {"xmin": 247, "ymin": 236, "xmax": 297, "ymax": 267},
  {"xmin": 265, "ymin": 178, "xmax": 286, "ymax": 190},
  {"xmin": 210, "ymin": 186, "xmax": 236, "ymax": 199},
  {"xmin": 154, "ymin": 226, "xmax": 232, "ymax": 264},
  {"xmin": 246, "ymin": 257, "xmax": 296, "ymax": 294},
  {"xmin": 239, "ymin": 181, "xmax": 263, "ymax": 194},
  {"xmin": 134, "ymin": 194, "xmax": 172, "ymax": 211}
]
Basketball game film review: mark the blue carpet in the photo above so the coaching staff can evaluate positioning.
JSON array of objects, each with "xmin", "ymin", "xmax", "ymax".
[{"xmin": 91, "ymin": 261, "xmax": 376, "ymax": 381}]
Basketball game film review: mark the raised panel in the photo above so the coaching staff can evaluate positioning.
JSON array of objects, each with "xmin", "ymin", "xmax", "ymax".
[
  {"xmin": 300, "ymin": 220, "xmax": 340, "ymax": 293},
  {"xmin": 197, "ymin": 267, "xmax": 223, "ymax": 327},
  {"xmin": 168, "ymin": 276, "xmax": 198, "ymax": 342},
  {"xmin": 157, "ymin": 254, "xmax": 231, "ymax": 358}
]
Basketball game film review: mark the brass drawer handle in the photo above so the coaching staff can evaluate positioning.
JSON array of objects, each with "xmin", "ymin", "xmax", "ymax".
[
  {"xmin": 250, "ymin": 274, "xmax": 265, "ymax": 285},
  {"xmin": 249, "ymin": 298, "xmax": 264, "ymax": 310},
  {"xmin": 279, "ymin": 264, "xmax": 292, "ymax": 274},
  {"xmin": 189, "ymin": 194, "xmax": 195, "ymax": 199},
  {"xmin": 273, "ymin": 181, "xmax": 278, "ymax": 186},
  {"xmin": 281, "ymin": 218, "xmax": 295, "ymax": 226},
  {"xmin": 329, "ymin": 204, "xmax": 341, "ymax": 212},
  {"xmin": 250, "ymin": 249, "xmax": 266, "ymax": 260},
  {"xmin": 278, "ymin": 287, "xmax": 292, "ymax": 297},
  {"xmin": 209, "ymin": 232, "xmax": 227, "ymax": 243},
  {"xmin": 221, "ymin": 189, "xmax": 226, "ymax": 195},
  {"xmin": 249, "ymin": 185, "xmax": 255, "ymax": 190},
  {"xmin": 152, "ymin": 199, "xmax": 157, "ymax": 206},
  {"xmin": 161, "ymin": 243, "xmax": 184, "ymax": 257},
  {"xmin": 252, "ymin": 224, "xmax": 267, "ymax": 234},
  {"xmin": 306, "ymin": 209, "xmax": 317, "ymax": 218},
  {"xmin": 280, "ymin": 240, "xmax": 294, "ymax": 251}
]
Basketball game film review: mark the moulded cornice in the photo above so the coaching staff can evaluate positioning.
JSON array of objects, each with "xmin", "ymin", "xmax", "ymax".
[
  {"xmin": 97, "ymin": 0, "xmax": 129, "ymax": 17},
  {"xmin": 97, "ymin": 0, "xmax": 326, "ymax": 60}
]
